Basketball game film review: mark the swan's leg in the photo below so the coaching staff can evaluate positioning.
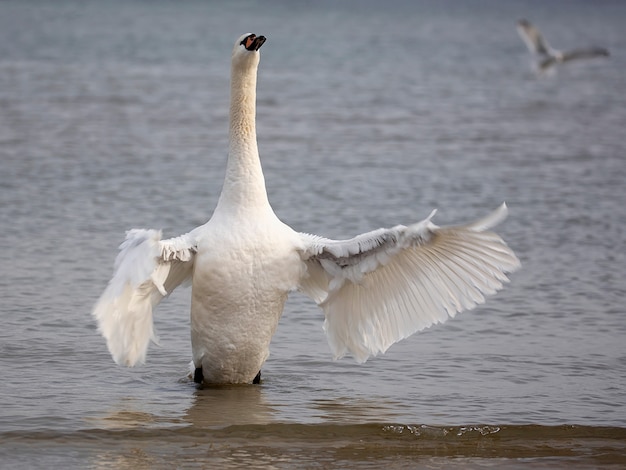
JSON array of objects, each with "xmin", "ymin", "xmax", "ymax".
[
  {"xmin": 193, "ymin": 367, "xmax": 259, "ymax": 384},
  {"xmin": 193, "ymin": 367, "xmax": 204, "ymax": 384}
]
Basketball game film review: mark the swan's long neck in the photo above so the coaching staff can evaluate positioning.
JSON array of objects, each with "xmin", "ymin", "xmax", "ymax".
[{"xmin": 216, "ymin": 57, "xmax": 270, "ymax": 213}]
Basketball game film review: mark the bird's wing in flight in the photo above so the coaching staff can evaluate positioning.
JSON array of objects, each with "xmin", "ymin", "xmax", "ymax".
[
  {"xmin": 561, "ymin": 47, "xmax": 610, "ymax": 61},
  {"xmin": 517, "ymin": 19, "xmax": 555, "ymax": 56}
]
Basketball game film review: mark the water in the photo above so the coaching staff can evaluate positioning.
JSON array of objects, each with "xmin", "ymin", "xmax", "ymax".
[{"xmin": 1, "ymin": 0, "xmax": 625, "ymax": 468}]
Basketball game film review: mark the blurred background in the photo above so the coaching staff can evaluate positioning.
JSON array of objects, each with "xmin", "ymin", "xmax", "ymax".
[{"xmin": 1, "ymin": 0, "xmax": 625, "ymax": 468}]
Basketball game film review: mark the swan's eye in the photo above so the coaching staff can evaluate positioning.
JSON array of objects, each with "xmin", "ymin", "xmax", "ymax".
[{"xmin": 241, "ymin": 34, "xmax": 256, "ymax": 50}]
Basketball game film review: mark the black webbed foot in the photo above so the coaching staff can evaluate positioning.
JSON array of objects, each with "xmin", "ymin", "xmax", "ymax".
[
  {"xmin": 253, "ymin": 370, "xmax": 261, "ymax": 384},
  {"xmin": 193, "ymin": 367, "xmax": 204, "ymax": 384}
]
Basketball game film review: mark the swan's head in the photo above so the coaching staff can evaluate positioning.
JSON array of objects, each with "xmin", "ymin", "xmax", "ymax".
[{"xmin": 232, "ymin": 33, "xmax": 266, "ymax": 69}]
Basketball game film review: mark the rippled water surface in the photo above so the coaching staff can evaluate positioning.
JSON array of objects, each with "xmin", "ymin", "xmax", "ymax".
[{"xmin": 1, "ymin": 0, "xmax": 625, "ymax": 468}]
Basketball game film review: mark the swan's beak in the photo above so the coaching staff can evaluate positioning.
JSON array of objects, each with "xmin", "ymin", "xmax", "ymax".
[{"xmin": 243, "ymin": 34, "xmax": 266, "ymax": 52}]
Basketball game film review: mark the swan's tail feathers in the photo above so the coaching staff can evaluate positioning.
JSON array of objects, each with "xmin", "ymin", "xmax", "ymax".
[{"xmin": 92, "ymin": 229, "xmax": 197, "ymax": 367}]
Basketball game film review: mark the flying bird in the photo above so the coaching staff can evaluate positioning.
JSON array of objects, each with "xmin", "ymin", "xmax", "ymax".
[
  {"xmin": 92, "ymin": 33, "xmax": 520, "ymax": 385},
  {"xmin": 517, "ymin": 19, "xmax": 609, "ymax": 71}
]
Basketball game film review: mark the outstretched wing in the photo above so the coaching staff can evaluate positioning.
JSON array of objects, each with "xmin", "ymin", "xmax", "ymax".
[
  {"xmin": 92, "ymin": 228, "xmax": 199, "ymax": 366},
  {"xmin": 539, "ymin": 46, "xmax": 609, "ymax": 70},
  {"xmin": 562, "ymin": 47, "xmax": 609, "ymax": 62},
  {"xmin": 517, "ymin": 19, "xmax": 554, "ymax": 56},
  {"xmin": 297, "ymin": 204, "xmax": 520, "ymax": 363}
]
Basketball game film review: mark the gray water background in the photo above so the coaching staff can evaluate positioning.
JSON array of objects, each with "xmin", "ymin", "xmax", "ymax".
[{"xmin": 1, "ymin": 0, "xmax": 625, "ymax": 468}]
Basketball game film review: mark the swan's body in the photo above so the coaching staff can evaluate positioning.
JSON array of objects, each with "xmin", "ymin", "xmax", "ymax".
[
  {"xmin": 93, "ymin": 34, "xmax": 520, "ymax": 385},
  {"xmin": 516, "ymin": 19, "xmax": 609, "ymax": 72}
]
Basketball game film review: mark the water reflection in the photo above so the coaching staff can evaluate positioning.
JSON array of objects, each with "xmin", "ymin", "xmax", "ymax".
[
  {"xmin": 91, "ymin": 397, "xmax": 177, "ymax": 430},
  {"xmin": 92, "ymin": 447, "xmax": 157, "ymax": 470},
  {"xmin": 183, "ymin": 385, "xmax": 278, "ymax": 428},
  {"xmin": 309, "ymin": 397, "xmax": 405, "ymax": 423},
  {"xmin": 184, "ymin": 382, "xmax": 411, "ymax": 427}
]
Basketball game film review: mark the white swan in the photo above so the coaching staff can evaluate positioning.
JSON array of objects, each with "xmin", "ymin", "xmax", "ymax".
[
  {"xmin": 516, "ymin": 19, "xmax": 609, "ymax": 72},
  {"xmin": 92, "ymin": 33, "xmax": 521, "ymax": 385}
]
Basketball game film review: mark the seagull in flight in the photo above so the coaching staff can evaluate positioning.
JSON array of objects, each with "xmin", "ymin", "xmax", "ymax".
[{"xmin": 516, "ymin": 19, "xmax": 609, "ymax": 71}]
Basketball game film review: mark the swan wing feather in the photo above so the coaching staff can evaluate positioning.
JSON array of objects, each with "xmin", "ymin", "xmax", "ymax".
[
  {"xmin": 298, "ymin": 203, "xmax": 520, "ymax": 362},
  {"xmin": 92, "ymin": 229, "xmax": 198, "ymax": 366}
]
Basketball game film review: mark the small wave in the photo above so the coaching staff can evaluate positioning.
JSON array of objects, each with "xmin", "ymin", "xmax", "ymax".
[{"xmin": 3, "ymin": 423, "xmax": 625, "ymax": 456}]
